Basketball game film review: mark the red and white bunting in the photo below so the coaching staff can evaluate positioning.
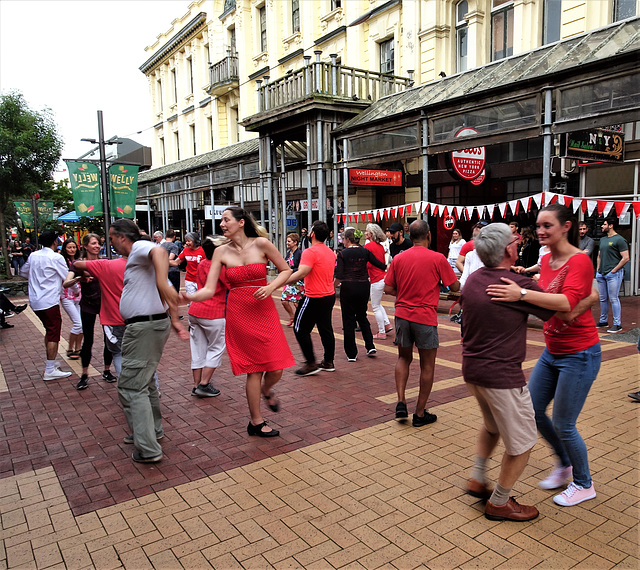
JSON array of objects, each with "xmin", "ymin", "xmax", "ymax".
[
  {"xmin": 455, "ymin": 206, "xmax": 464, "ymax": 219},
  {"xmin": 602, "ymin": 201, "xmax": 614, "ymax": 218},
  {"xmin": 614, "ymin": 201, "xmax": 628, "ymax": 217},
  {"xmin": 486, "ymin": 204, "xmax": 495, "ymax": 220},
  {"xmin": 508, "ymin": 200, "xmax": 519, "ymax": 216},
  {"xmin": 586, "ymin": 200, "xmax": 597, "ymax": 216},
  {"xmin": 406, "ymin": 204, "xmax": 413, "ymax": 216},
  {"xmin": 465, "ymin": 206, "xmax": 474, "ymax": 220},
  {"xmin": 398, "ymin": 205, "xmax": 405, "ymax": 218},
  {"xmin": 498, "ymin": 202, "xmax": 508, "ymax": 218},
  {"xmin": 532, "ymin": 193, "xmax": 543, "ymax": 209},
  {"xmin": 414, "ymin": 202, "xmax": 422, "ymax": 215},
  {"xmin": 572, "ymin": 198, "xmax": 582, "ymax": 213},
  {"xmin": 519, "ymin": 197, "xmax": 531, "ymax": 213},
  {"xmin": 633, "ymin": 202, "xmax": 640, "ymax": 218}
]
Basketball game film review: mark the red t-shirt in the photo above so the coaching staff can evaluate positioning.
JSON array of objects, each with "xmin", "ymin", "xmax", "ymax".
[
  {"xmin": 188, "ymin": 259, "xmax": 227, "ymax": 320},
  {"xmin": 539, "ymin": 253, "xmax": 599, "ymax": 355},
  {"xmin": 178, "ymin": 246, "xmax": 205, "ymax": 283},
  {"xmin": 384, "ymin": 247, "xmax": 457, "ymax": 325},
  {"xmin": 300, "ymin": 243, "xmax": 336, "ymax": 298},
  {"xmin": 459, "ymin": 240, "xmax": 475, "ymax": 257},
  {"xmin": 365, "ymin": 241, "xmax": 386, "ymax": 284},
  {"xmin": 83, "ymin": 258, "xmax": 127, "ymax": 326}
]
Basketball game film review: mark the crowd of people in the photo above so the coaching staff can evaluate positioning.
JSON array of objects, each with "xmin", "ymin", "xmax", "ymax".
[{"xmin": 5, "ymin": 206, "xmax": 636, "ymax": 520}]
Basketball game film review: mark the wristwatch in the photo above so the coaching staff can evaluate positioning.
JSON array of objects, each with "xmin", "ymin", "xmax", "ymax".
[{"xmin": 519, "ymin": 288, "xmax": 528, "ymax": 301}]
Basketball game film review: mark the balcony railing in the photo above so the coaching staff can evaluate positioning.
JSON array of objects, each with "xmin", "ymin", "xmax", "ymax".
[
  {"xmin": 207, "ymin": 52, "xmax": 239, "ymax": 96},
  {"xmin": 256, "ymin": 52, "xmax": 413, "ymax": 113}
]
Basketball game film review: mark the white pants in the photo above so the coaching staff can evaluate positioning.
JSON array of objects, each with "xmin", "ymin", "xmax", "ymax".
[
  {"xmin": 61, "ymin": 298, "xmax": 82, "ymax": 335},
  {"xmin": 184, "ymin": 280, "xmax": 198, "ymax": 296},
  {"xmin": 189, "ymin": 315, "xmax": 226, "ymax": 369},
  {"xmin": 370, "ymin": 280, "xmax": 390, "ymax": 333}
]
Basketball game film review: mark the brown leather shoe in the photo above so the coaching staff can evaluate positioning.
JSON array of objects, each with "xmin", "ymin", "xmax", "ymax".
[
  {"xmin": 485, "ymin": 497, "xmax": 539, "ymax": 521},
  {"xmin": 467, "ymin": 478, "xmax": 492, "ymax": 502}
]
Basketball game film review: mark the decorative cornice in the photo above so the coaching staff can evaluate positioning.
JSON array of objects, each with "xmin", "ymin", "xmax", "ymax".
[{"xmin": 140, "ymin": 13, "xmax": 208, "ymax": 74}]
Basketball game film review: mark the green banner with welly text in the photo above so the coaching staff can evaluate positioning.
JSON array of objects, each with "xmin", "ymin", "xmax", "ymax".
[
  {"xmin": 37, "ymin": 200, "xmax": 54, "ymax": 222},
  {"xmin": 14, "ymin": 201, "xmax": 34, "ymax": 228},
  {"xmin": 66, "ymin": 161, "xmax": 103, "ymax": 217},
  {"xmin": 109, "ymin": 164, "xmax": 139, "ymax": 219}
]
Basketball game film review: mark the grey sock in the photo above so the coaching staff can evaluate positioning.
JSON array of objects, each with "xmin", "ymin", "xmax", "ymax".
[
  {"xmin": 489, "ymin": 483, "xmax": 511, "ymax": 506},
  {"xmin": 471, "ymin": 456, "xmax": 487, "ymax": 483}
]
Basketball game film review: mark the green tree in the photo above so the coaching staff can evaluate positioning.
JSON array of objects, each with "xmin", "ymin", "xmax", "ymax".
[{"xmin": 0, "ymin": 91, "xmax": 63, "ymax": 277}]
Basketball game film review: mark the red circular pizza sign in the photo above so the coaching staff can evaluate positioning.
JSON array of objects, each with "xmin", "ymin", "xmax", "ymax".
[
  {"xmin": 444, "ymin": 216, "xmax": 455, "ymax": 230},
  {"xmin": 451, "ymin": 128, "xmax": 486, "ymax": 181},
  {"xmin": 470, "ymin": 169, "xmax": 486, "ymax": 186}
]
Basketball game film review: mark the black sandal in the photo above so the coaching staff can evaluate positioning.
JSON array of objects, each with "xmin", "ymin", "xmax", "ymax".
[
  {"xmin": 262, "ymin": 391, "xmax": 280, "ymax": 413},
  {"xmin": 247, "ymin": 421, "xmax": 280, "ymax": 437}
]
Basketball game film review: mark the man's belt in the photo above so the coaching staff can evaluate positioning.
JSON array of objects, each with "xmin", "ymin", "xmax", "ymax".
[{"xmin": 124, "ymin": 312, "xmax": 168, "ymax": 326}]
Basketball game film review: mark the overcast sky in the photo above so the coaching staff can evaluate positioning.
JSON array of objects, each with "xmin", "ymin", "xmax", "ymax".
[{"xmin": 0, "ymin": 0, "xmax": 190, "ymax": 176}]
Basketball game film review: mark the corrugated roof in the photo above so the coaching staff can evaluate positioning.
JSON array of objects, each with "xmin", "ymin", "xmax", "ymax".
[
  {"xmin": 139, "ymin": 139, "xmax": 260, "ymax": 183},
  {"xmin": 336, "ymin": 17, "xmax": 640, "ymax": 133}
]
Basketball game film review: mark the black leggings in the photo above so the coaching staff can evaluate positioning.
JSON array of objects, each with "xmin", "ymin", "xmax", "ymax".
[{"xmin": 80, "ymin": 311, "xmax": 112, "ymax": 369}]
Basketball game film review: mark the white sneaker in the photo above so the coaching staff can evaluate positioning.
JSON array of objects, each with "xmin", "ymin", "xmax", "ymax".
[
  {"xmin": 539, "ymin": 465, "xmax": 573, "ymax": 490},
  {"xmin": 43, "ymin": 368, "xmax": 72, "ymax": 381},
  {"xmin": 553, "ymin": 482, "xmax": 596, "ymax": 506}
]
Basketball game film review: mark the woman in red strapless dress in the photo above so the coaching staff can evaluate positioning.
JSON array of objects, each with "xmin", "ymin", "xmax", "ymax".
[{"xmin": 185, "ymin": 207, "xmax": 294, "ymax": 437}]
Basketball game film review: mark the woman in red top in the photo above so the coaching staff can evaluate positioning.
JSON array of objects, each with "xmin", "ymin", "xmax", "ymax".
[
  {"xmin": 487, "ymin": 204, "xmax": 600, "ymax": 508},
  {"xmin": 364, "ymin": 224, "xmax": 391, "ymax": 339},
  {"xmin": 188, "ymin": 236, "xmax": 228, "ymax": 398},
  {"xmin": 172, "ymin": 232, "xmax": 205, "ymax": 296}
]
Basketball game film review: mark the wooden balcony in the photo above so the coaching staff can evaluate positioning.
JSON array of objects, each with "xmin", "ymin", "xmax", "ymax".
[
  {"xmin": 207, "ymin": 52, "xmax": 239, "ymax": 97},
  {"xmin": 243, "ymin": 53, "xmax": 413, "ymax": 131}
]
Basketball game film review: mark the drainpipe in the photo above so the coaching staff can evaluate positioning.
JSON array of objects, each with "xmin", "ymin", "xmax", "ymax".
[
  {"xmin": 332, "ymin": 120, "xmax": 339, "ymax": 248},
  {"xmin": 259, "ymin": 135, "xmax": 265, "ymax": 226},
  {"xmin": 542, "ymin": 88, "xmax": 552, "ymax": 193},
  {"xmin": 209, "ymin": 168, "xmax": 215, "ymax": 234},
  {"xmin": 281, "ymin": 143, "xmax": 287, "ymax": 254},
  {"xmin": 306, "ymin": 123, "xmax": 313, "ymax": 228},
  {"xmin": 421, "ymin": 111, "xmax": 429, "ymax": 219},
  {"xmin": 239, "ymin": 162, "xmax": 244, "ymax": 209},
  {"xmin": 272, "ymin": 144, "xmax": 279, "ymax": 250},
  {"xmin": 343, "ymin": 138, "xmax": 349, "ymax": 221},
  {"xmin": 266, "ymin": 134, "xmax": 273, "ymax": 239},
  {"xmin": 317, "ymin": 115, "xmax": 325, "ymax": 222}
]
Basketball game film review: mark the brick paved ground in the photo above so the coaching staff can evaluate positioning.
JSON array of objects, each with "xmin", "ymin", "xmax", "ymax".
[{"xmin": 0, "ymin": 291, "xmax": 638, "ymax": 569}]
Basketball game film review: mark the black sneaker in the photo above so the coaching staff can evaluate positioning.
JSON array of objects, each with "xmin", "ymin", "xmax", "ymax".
[
  {"xmin": 628, "ymin": 391, "xmax": 640, "ymax": 402},
  {"xmin": 1, "ymin": 322, "xmax": 14, "ymax": 329},
  {"xmin": 195, "ymin": 383, "xmax": 221, "ymax": 397},
  {"xmin": 596, "ymin": 321, "xmax": 608, "ymax": 327},
  {"xmin": 607, "ymin": 325, "xmax": 622, "ymax": 333},
  {"xmin": 395, "ymin": 401, "xmax": 408, "ymax": 421},
  {"xmin": 367, "ymin": 348, "xmax": 377, "ymax": 358},
  {"xmin": 413, "ymin": 410, "xmax": 437, "ymax": 427},
  {"xmin": 295, "ymin": 363, "xmax": 320, "ymax": 376},
  {"xmin": 13, "ymin": 305, "xmax": 27, "ymax": 314},
  {"xmin": 191, "ymin": 387, "xmax": 198, "ymax": 396},
  {"xmin": 76, "ymin": 374, "xmax": 89, "ymax": 391},
  {"xmin": 318, "ymin": 360, "xmax": 335, "ymax": 372},
  {"xmin": 102, "ymin": 370, "xmax": 117, "ymax": 383}
]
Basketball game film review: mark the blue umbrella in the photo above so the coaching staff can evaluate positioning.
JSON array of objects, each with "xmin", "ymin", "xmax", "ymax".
[{"xmin": 57, "ymin": 211, "xmax": 80, "ymax": 222}]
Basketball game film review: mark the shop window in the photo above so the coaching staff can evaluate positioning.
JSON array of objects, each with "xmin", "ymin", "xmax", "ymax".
[
  {"xmin": 331, "ymin": 0, "xmax": 342, "ymax": 9},
  {"xmin": 379, "ymin": 38, "xmax": 394, "ymax": 75},
  {"xmin": 174, "ymin": 132, "xmax": 180, "ymax": 161},
  {"xmin": 208, "ymin": 117, "xmax": 214, "ymax": 150},
  {"xmin": 156, "ymin": 78, "xmax": 163, "ymax": 111},
  {"xmin": 491, "ymin": 0, "xmax": 514, "ymax": 61},
  {"xmin": 190, "ymin": 125, "xmax": 196, "ymax": 156},
  {"xmin": 159, "ymin": 137, "xmax": 165, "ymax": 166},
  {"xmin": 543, "ymin": 0, "xmax": 562, "ymax": 44},
  {"xmin": 259, "ymin": 6, "xmax": 267, "ymax": 52},
  {"xmin": 506, "ymin": 178, "xmax": 542, "ymax": 200},
  {"xmin": 614, "ymin": 0, "xmax": 636, "ymax": 21},
  {"xmin": 292, "ymin": 0, "xmax": 300, "ymax": 33},
  {"xmin": 456, "ymin": 1, "xmax": 469, "ymax": 72}
]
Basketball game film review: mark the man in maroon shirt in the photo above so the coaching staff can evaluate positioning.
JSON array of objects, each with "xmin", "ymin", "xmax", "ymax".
[{"xmin": 461, "ymin": 223, "xmax": 553, "ymax": 521}]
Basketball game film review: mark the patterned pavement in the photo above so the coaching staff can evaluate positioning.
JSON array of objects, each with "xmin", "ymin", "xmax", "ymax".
[{"xmin": 0, "ymin": 291, "xmax": 638, "ymax": 569}]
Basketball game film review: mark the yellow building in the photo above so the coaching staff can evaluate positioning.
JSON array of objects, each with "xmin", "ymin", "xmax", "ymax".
[{"xmin": 138, "ymin": 0, "xmax": 640, "ymax": 292}]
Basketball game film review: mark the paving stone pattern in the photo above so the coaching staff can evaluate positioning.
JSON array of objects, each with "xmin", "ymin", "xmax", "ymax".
[{"xmin": 0, "ymin": 293, "xmax": 638, "ymax": 569}]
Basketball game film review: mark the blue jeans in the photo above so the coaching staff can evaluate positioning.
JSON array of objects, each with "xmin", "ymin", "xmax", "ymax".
[
  {"xmin": 596, "ymin": 270, "xmax": 624, "ymax": 326},
  {"xmin": 529, "ymin": 344, "xmax": 601, "ymax": 488}
]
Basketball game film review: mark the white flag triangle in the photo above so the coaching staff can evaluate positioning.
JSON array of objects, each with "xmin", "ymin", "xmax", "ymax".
[
  {"xmin": 602, "ymin": 202, "xmax": 614, "ymax": 217},
  {"xmin": 414, "ymin": 202, "xmax": 422, "ymax": 215},
  {"xmin": 508, "ymin": 199, "xmax": 519, "ymax": 215},
  {"xmin": 586, "ymin": 200, "xmax": 597, "ymax": 216},
  {"xmin": 486, "ymin": 204, "xmax": 495, "ymax": 219},
  {"xmin": 532, "ymin": 193, "xmax": 543, "ymax": 209},
  {"xmin": 572, "ymin": 198, "xmax": 582, "ymax": 213},
  {"xmin": 498, "ymin": 202, "xmax": 508, "ymax": 218}
]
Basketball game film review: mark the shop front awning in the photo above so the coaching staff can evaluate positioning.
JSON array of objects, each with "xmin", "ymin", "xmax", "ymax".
[{"xmin": 335, "ymin": 17, "xmax": 640, "ymax": 158}]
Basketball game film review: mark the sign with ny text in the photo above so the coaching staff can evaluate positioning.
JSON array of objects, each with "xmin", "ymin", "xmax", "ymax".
[{"xmin": 564, "ymin": 128, "xmax": 624, "ymax": 163}]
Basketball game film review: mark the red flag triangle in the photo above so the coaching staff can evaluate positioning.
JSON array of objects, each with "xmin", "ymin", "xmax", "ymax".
[
  {"xmin": 597, "ymin": 200, "xmax": 607, "ymax": 215},
  {"xmin": 614, "ymin": 202, "xmax": 626, "ymax": 217}
]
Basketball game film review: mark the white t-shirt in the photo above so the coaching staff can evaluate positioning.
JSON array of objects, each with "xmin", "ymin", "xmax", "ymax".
[
  {"xmin": 460, "ymin": 250, "xmax": 485, "ymax": 289},
  {"xmin": 120, "ymin": 240, "xmax": 167, "ymax": 319},
  {"xmin": 20, "ymin": 247, "xmax": 68, "ymax": 311}
]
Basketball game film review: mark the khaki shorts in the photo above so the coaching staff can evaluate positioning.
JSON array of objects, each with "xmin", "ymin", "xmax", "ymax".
[{"xmin": 466, "ymin": 384, "xmax": 537, "ymax": 456}]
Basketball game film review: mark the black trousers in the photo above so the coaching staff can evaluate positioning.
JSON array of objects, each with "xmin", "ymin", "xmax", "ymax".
[
  {"xmin": 340, "ymin": 281, "xmax": 374, "ymax": 359},
  {"xmin": 293, "ymin": 294, "xmax": 335, "ymax": 364},
  {"xmin": 168, "ymin": 271, "xmax": 181, "ymax": 293},
  {"xmin": 80, "ymin": 311, "xmax": 112, "ymax": 369}
]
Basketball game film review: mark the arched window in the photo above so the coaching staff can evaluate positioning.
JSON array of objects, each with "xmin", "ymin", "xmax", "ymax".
[{"xmin": 456, "ymin": 1, "xmax": 469, "ymax": 72}]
